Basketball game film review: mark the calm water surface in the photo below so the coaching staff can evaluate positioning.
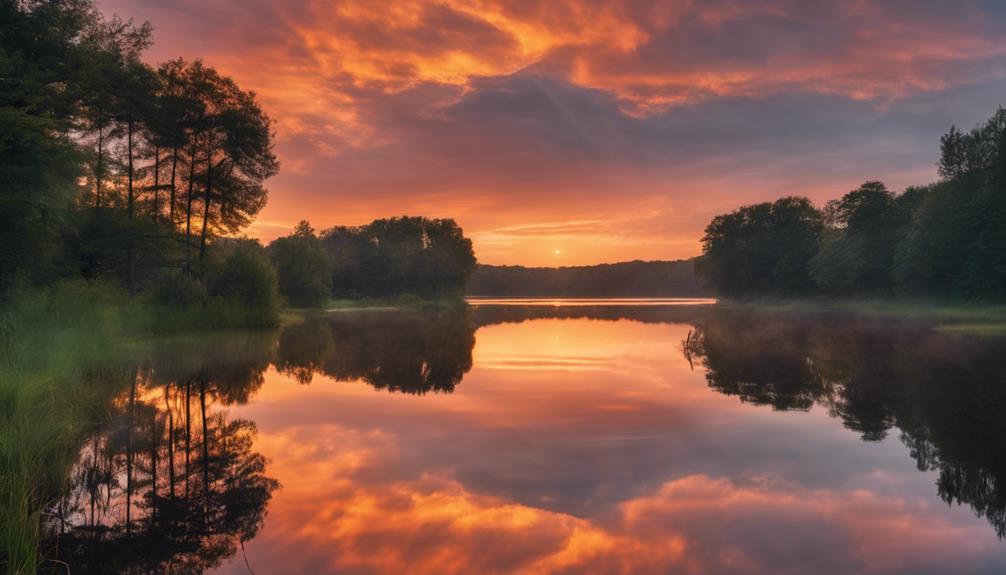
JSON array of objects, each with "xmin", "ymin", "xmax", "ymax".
[{"xmin": 45, "ymin": 301, "xmax": 1006, "ymax": 574}]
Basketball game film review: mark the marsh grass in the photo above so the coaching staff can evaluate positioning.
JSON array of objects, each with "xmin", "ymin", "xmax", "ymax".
[
  {"xmin": 148, "ymin": 296, "xmax": 280, "ymax": 333},
  {"xmin": 0, "ymin": 282, "xmax": 136, "ymax": 573},
  {"xmin": 0, "ymin": 278, "xmax": 280, "ymax": 573},
  {"xmin": 324, "ymin": 294, "xmax": 466, "ymax": 312}
]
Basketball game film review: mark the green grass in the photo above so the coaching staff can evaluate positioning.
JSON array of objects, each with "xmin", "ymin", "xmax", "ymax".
[
  {"xmin": 324, "ymin": 294, "xmax": 466, "ymax": 312},
  {"xmin": 146, "ymin": 297, "xmax": 279, "ymax": 333},
  {"xmin": 0, "ymin": 283, "xmax": 134, "ymax": 574},
  {"xmin": 933, "ymin": 322, "xmax": 1006, "ymax": 334},
  {"xmin": 716, "ymin": 297, "xmax": 1006, "ymax": 332}
]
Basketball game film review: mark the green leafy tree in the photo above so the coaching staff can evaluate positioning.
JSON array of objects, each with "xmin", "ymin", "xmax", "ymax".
[
  {"xmin": 269, "ymin": 221, "xmax": 333, "ymax": 308},
  {"xmin": 208, "ymin": 240, "xmax": 281, "ymax": 326},
  {"xmin": 321, "ymin": 216, "xmax": 476, "ymax": 299},
  {"xmin": 811, "ymin": 182, "xmax": 902, "ymax": 295},
  {"xmin": 188, "ymin": 63, "xmax": 278, "ymax": 273},
  {"xmin": 696, "ymin": 197, "xmax": 823, "ymax": 297},
  {"xmin": 0, "ymin": 0, "xmax": 96, "ymax": 290}
]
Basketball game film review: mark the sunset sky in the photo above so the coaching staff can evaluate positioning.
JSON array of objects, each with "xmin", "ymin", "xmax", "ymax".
[{"xmin": 99, "ymin": 0, "xmax": 1006, "ymax": 265}]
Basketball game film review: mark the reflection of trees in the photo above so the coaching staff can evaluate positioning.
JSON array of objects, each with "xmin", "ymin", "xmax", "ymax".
[
  {"xmin": 275, "ymin": 309, "xmax": 475, "ymax": 394},
  {"xmin": 681, "ymin": 317, "xmax": 824, "ymax": 411},
  {"xmin": 43, "ymin": 348, "xmax": 278, "ymax": 574},
  {"xmin": 682, "ymin": 309, "xmax": 1006, "ymax": 537},
  {"xmin": 146, "ymin": 331, "xmax": 275, "ymax": 405}
]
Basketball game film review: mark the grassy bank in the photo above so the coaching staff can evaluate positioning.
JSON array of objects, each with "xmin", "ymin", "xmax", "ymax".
[
  {"xmin": 0, "ymin": 283, "xmax": 133, "ymax": 573},
  {"xmin": 324, "ymin": 294, "xmax": 468, "ymax": 312},
  {"xmin": 715, "ymin": 298, "xmax": 1006, "ymax": 333},
  {"xmin": 0, "ymin": 280, "xmax": 280, "ymax": 574}
]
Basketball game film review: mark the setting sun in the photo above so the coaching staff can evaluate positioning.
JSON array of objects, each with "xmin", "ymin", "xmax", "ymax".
[{"xmin": 89, "ymin": 0, "xmax": 1006, "ymax": 266}]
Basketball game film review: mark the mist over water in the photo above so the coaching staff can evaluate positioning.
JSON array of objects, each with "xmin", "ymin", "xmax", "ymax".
[{"xmin": 43, "ymin": 301, "xmax": 1006, "ymax": 574}]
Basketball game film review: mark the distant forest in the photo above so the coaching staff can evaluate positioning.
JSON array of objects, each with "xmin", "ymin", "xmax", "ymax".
[
  {"xmin": 697, "ymin": 106, "xmax": 1006, "ymax": 300},
  {"xmin": 467, "ymin": 260, "xmax": 708, "ymax": 297}
]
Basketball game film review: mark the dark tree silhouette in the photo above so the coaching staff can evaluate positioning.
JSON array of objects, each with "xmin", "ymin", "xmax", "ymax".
[
  {"xmin": 268, "ymin": 221, "xmax": 333, "ymax": 307},
  {"xmin": 274, "ymin": 309, "xmax": 476, "ymax": 393},
  {"xmin": 321, "ymin": 216, "xmax": 477, "ymax": 299},
  {"xmin": 467, "ymin": 259, "xmax": 707, "ymax": 297},
  {"xmin": 697, "ymin": 106, "xmax": 1006, "ymax": 301},
  {"xmin": 697, "ymin": 197, "xmax": 823, "ymax": 297}
]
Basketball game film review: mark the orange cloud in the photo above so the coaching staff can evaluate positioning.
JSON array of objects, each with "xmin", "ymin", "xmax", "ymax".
[
  {"xmin": 99, "ymin": 0, "xmax": 1006, "ymax": 264},
  {"xmin": 138, "ymin": 0, "xmax": 1006, "ymax": 120}
]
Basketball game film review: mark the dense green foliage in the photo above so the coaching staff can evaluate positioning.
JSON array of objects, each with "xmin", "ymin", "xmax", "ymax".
[
  {"xmin": 208, "ymin": 241, "xmax": 282, "ymax": 325},
  {"xmin": 467, "ymin": 260, "xmax": 707, "ymax": 297},
  {"xmin": 696, "ymin": 197, "xmax": 823, "ymax": 297},
  {"xmin": 811, "ymin": 182, "xmax": 918, "ymax": 295},
  {"xmin": 0, "ymin": 2, "xmax": 283, "ymax": 570},
  {"xmin": 269, "ymin": 221, "xmax": 333, "ymax": 307},
  {"xmin": 697, "ymin": 107, "xmax": 1006, "ymax": 300},
  {"xmin": 0, "ymin": 282, "xmax": 135, "ymax": 573},
  {"xmin": 0, "ymin": 0, "xmax": 279, "ymax": 309},
  {"xmin": 321, "ymin": 216, "xmax": 477, "ymax": 299}
]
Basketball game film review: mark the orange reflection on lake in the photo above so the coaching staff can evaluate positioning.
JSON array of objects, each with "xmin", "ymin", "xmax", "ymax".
[
  {"xmin": 212, "ymin": 312, "xmax": 1005, "ymax": 575},
  {"xmin": 45, "ymin": 304, "xmax": 1006, "ymax": 574}
]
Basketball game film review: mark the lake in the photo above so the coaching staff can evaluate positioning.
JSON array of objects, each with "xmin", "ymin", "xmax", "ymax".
[{"xmin": 43, "ymin": 300, "xmax": 1006, "ymax": 574}]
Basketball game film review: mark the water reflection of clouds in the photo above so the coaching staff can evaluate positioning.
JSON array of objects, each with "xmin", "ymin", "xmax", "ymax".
[
  {"xmin": 225, "ymin": 419, "xmax": 998, "ymax": 575},
  {"xmin": 214, "ymin": 318, "xmax": 1006, "ymax": 574}
]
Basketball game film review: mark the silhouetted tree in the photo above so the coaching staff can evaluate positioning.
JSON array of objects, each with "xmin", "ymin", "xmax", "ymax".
[
  {"xmin": 1, "ymin": 0, "xmax": 279, "ymax": 303},
  {"xmin": 698, "ymin": 106, "xmax": 1006, "ymax": 301},
  {"xmin": 696, "ymin": 197, "xmax": 823, "ymax": 297},
  {"xmin": 269, "ymin": 221, "xmax": 333, "ymax": 307},
  {"xmin": 321, "ymin": 216, "xmax": 476, "ymax": 299},
  {"xmin": 812, "ymin": 182, "xmax": 904, "ymax": 295},
  {"xmin": 181, "ymin": 62, "xmax": 278, "ymax": 274}
]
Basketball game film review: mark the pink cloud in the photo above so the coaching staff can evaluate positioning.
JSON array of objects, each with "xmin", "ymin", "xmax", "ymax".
[{"xmin": 97, "ymin": 0, "xmax": 1006, "ymax": 263}]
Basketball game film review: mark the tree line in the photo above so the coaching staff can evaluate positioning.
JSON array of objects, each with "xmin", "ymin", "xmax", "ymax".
[
  {"xmin": 267, "ymin": 216, "xmax": 477, "ymax": 307},
  {"xmin": 696, "ymin": 106, "xmax": 1006, "ymax": 300},
  {"xmin": 2, "ymin": 0, "xmax": 279, "ymax": 320},
  {"xmin": 467, "ymin": 260, "xmax": 707, "ymax": 297}
]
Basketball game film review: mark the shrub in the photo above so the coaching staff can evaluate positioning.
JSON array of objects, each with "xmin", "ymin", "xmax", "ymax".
[
  {"xmin": 208, "ymin": 244, "xmax": 281, "ymax": 327},
  {"xmin": 148, "ymin": 272, "xmax": 207, "ymax": 308}
]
